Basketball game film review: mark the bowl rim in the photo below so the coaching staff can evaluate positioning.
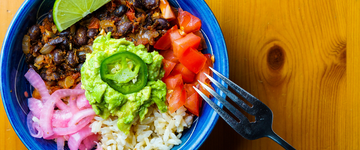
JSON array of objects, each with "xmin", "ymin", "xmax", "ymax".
[
  {"xmin": 0, "ymin": 0, "xmax": 229, "ymax": 149},
  {"xmin": 1, "ymin": 0, "xmax": 36, "ymax": 149}
]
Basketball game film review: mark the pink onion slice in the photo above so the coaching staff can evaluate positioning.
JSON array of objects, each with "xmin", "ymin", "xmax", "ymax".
[
  {"xmin": 74, "ymin": 83, "xmax": 82, "ymax": 89},
  {"xmin": 53, "ymin": 116, "xmax": 94, "ymax": 136},
  {"xmin": 68, "ymin": 95, "xmax": 79, "ymax": 113},
  {"xmin": 79, "ymin": 144, "xmax": 86, "ymax": 150},
  {"xmin": 83, "ymin": 134, "xmax": 98, "ymax": 149},
  {"xmin": 40, "ymin": 92, "xmax": 61, "ymax": 139},
  {"xmin": 56, "ymin": 100, "xmax": 69, "ymax": 110},
  {"xmin": 40, "ymin": 89, "xmax": 85, "ymax": 139},
  {"xmin": 51, "ymin": 89, "xmax": 85, "ymax": 98},
  {"xmin": 24, "ymin": 68, "xmax": 50, "ymax": 100},
  {"xmin": 52, "ymin": 110, "xmax": 73, "ymax": 128},
  {"xmin": 26, "ymin": 112, "xmax": 43, "ymax": 138},
  {"xmin": 68, "ymin": 126, "xmax": 93, "ymax": 150},
  {"xmin": 68, "ymin": 108, "xmax": 95, "ymax": 126},
  {"xmin": 76, "ymin": 94, "xmax": 91, "ymax": 109},
  {"xmin": 56, "ymin": 137, "xmax": 65, "ymax": 150},
  {"xmin": 28, "ymin": 98, "xmax": 43, "ymax": 118}
]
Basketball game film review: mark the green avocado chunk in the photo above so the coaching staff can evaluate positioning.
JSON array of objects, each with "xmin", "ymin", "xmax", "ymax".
[{"xmin": 81, "ymin": 33, "xmax": 167, "ymax": 134}]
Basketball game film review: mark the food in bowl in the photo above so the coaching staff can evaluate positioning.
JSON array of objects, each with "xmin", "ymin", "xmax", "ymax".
[{"xmin": 21, "ymin": 0, "xmax": 214, "ymax": 149}]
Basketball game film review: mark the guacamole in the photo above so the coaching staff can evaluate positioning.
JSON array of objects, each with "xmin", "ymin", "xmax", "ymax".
[{"xmin": 81, "ymin": 33, "xmax": 167, "ymax": 134}]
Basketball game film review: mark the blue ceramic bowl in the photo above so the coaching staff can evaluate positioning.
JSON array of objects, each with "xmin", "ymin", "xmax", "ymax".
[{"xmin": 0, "ymin": 0, "xmax": 229, "ymax": 149}]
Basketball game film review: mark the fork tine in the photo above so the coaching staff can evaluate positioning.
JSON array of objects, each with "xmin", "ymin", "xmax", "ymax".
[
  {"xmin": 203, "ymin": 73, "xmax": 255, "ymax": 114},
  {"xmin": 197, "ymin": 81, "xmax": 249, "ymax": 123},
  {"xmin": 209, "ymin": 67, "xmax": 258, "ymax": 104},
  {"xmin": 193, "ymin": 87, "xmax": 239, "ymax": 128}
]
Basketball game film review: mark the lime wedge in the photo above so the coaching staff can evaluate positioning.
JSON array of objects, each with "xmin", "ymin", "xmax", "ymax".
[{"xmin": 53, "ymin": 0, "xmax": 111, "ymax": 32}]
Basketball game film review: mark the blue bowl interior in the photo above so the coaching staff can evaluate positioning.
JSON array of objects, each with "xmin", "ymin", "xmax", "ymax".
[{"xmin": 0, "ymin": 0, "xmax": 229, "ymax": 149}]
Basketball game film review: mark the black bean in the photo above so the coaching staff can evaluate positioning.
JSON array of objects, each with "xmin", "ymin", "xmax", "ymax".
[
  {"xmin": 48, "ymin": 37, "xmax": 65, "ymax": 45},
  {"xmin": 28, "ymin": 64, "xmax": 36, "ymax": 71},
  {"xmin": 114, "ymin": 5, "xmax": 128, "ymax": 17},
  {"xmin": 61, "ymin": 37, "xmax": 69, "ymax": 49},
  {"xmin": 117, "ymin": 22, "xmax": 132, "ymax": 36},
  {"xmin": 87, "ymin": 29, "xmax": 98, "ymax": 39},
  {"xmin": 78, "ymin": 51, "xmax": 87, "ymax": 63},
  {"xmin": 25, "ymin": 53, "xmax": 34, "ymax": 64},
  {"xmin": 76, "ymin": 63, "xmax": 83, "ymax": 71},
  {"xmin": 67, "ymin": 51, "xmax": 78, "ymax": 67},
  {"xmin": 48, "ymin": 10, "xmax": 53, "ymax": 22},
  {"xmin": 40, "ymin": 69, "xmax": 48, "ymax": 81},
  {"xmin": 29, "ymin": 25, "xmax": 40, "ymax": 41},
  {"xmin": 155, "ymin": 18, "xmax": 170, "ymax": 30},
  {"xmin": 143, "ymin": 0, "xmax": 159, "ymax": 10},
  {"xmin": 52, "ymin": 72, "xmax": 59, "ymax": 80},
  {"xmin": 133, "ymin": 0, "xmax": 143, "ymax": 8},
  {"xmin": 33, "ymin": 45, "xmax": 41, "ymax": 53},
  {"xmin": 144, "ymin": 14, "xmax": 153, "ymax": 28},
  {"xmin": 75, "ymin": 26, "xmax": 88, "ymax": 45},
  {"xmin": 59, "ymin": 30, "xmax": 70, "ymax": 37},
  {"xmin": 53, "ymin": 49, "xmax": 65, "ymax": 65}
]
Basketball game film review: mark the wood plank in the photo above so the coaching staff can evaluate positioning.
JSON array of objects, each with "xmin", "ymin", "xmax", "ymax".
[{"xmin": 202, "ymin": 0, "xmax": 349, "ymax": 149}]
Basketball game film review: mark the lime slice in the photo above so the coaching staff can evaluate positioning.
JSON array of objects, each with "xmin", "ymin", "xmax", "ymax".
[{"xmin": 53, "ymin": 0, "xmax": 111, "ymax": 32}]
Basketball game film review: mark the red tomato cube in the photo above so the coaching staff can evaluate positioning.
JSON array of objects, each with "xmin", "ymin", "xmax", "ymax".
[
  {"xmin": 184, "ymin": 93, "xmax": 200, "ymax": 116},
  {"xmin": 154, "ymin": 25, "xmax": 178, "ymax": 50},
  {"xmin": 172, "ymin": 33, "xmax": 201, "ymax": 58},
  {"xmin": 159, "ymin": 49, "xmax": 179, "ymax": 63},
  {"xmin": 162, "ymin": 59, "xmax": 177, "ymax": 78},
  {"xmin": 167, "ymin": 85, "xmax": 186, "ymax": 113},
  {"xmin": 179, "ymin": 48, "xmax": 207, "ymax": 74},
  {"xmin": 178, "ymin": 9, "xmax": 202, "ymax": 33},
  {"xmin": 159, "ymin": 0, "xmax": 176, "ymax": 20},
  {"xmin": 163, "ymin": 74, "xmax": 183, "ymax": 90},
  {"xmin": 171, "ymin": 63, "xmax": 196, "ymax": 83}
]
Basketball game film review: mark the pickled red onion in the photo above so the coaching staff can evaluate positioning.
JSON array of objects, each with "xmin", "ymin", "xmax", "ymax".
[
  {"xmin": 25, "ymin": 68, "xmax": 98, "ymax": 149},
  {"xmin": 68, "ymin": 126, "xmax": 94, "ymax": 150},
  {"xmin": 24, "ymin": 68, "xmax": 50, "ymax": 100},
  {"xmin": 56, "ymin": 137, "xmax": 65, "ymax": 150},
  {"xmin": 26, "ymin": 112, "xmax": 43, "ymax": 138},
  {"xmin": 68, "ymin": 108, "xmax": 95, "ymax": 126}
]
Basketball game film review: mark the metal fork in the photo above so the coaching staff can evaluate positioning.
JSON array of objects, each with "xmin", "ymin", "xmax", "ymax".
[{"xmin": 194, "ymin": 67, "xmax": 296, "ymax": 150}]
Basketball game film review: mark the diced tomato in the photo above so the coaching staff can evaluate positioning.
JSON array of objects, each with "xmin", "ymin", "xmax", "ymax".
[
  {"xmin": 167, "ymin": 85, "xmax": 186, "ymax": 113},
  {"xmin": 178, "ymin": 9, "xmax": 202, "ymax": 33},
  {"xmin": 169, "ymin": 28, "xmax": 183, "ymax": 45},
  {"xmin": 160, "ymin": 49, "xmax": 178, "ymax": 63},
  {"xmin": 154, "ymin": 31, "xmax": 171, "ymax": 50},
  {"xmin": 171, "ymin": 63, "xmax": 196, "ymax": 83},
  {"xmin": 162, "ymin": 59, "xmax": 177, "ymax": 78},
  {"xmin": 88, "ymin": 17, "xmax": 100, "ymax": 29},
  {"xmin": 126, "ymin": 8, "xmax": 136, "ymax": 22},
  {"xmin": 163, "ymin": 74, "xmax": 183, "ymax": 90},
  {"xmin": 184, "ymin": 93, "xmax": 200, "ymax": 116},
  {"xmin": 154, "ymin": 25, "xmax": 178, "ymax": 50},
  {"xmin": 184, "ymin": 83, "xmax": 197, "ymax": 96},
  {"xmin": 173, "ymin": 33, "xmax": 201, "ymax": 58},
  {"xmin": 159, "ymin": 0, "xmax": 176, "ymax": 20},
  {"xmin": 196, "ymin": 54, "xmax": 213, "ymax": 98},
  {"xmin": 179, "ymin": 48, "xmax": 207, "ymax": 74}
]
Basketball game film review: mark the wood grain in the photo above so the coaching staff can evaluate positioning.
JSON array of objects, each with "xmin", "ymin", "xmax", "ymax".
[
  {"xmin": 201, "ymin": 0, "xmax": 353, "ymax": 149},
  {"xmin": 0, "ymin": 0, "xmax": 358, "ymax": 149}
]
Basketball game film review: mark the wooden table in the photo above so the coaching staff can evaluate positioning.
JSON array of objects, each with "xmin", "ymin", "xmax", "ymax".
[{"xmin": 1, "ymin": 0, "xmax": 359, "ymax": 149}]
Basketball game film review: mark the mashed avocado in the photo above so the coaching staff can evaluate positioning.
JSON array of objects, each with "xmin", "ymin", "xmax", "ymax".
[{"xmin": 81, "ymin": 33, "xmax": 167, "ymax": 134}]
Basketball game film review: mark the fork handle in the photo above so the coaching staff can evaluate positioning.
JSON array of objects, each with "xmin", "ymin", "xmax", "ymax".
[{"xmin": 267, "ymin": 131, "xmax": 296, "ymax": 150}]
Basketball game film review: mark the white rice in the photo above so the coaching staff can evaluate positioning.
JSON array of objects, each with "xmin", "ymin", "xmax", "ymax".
[{"xmin": 90, "ymin": 105, "xmax": 194, "ymax": 150}]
